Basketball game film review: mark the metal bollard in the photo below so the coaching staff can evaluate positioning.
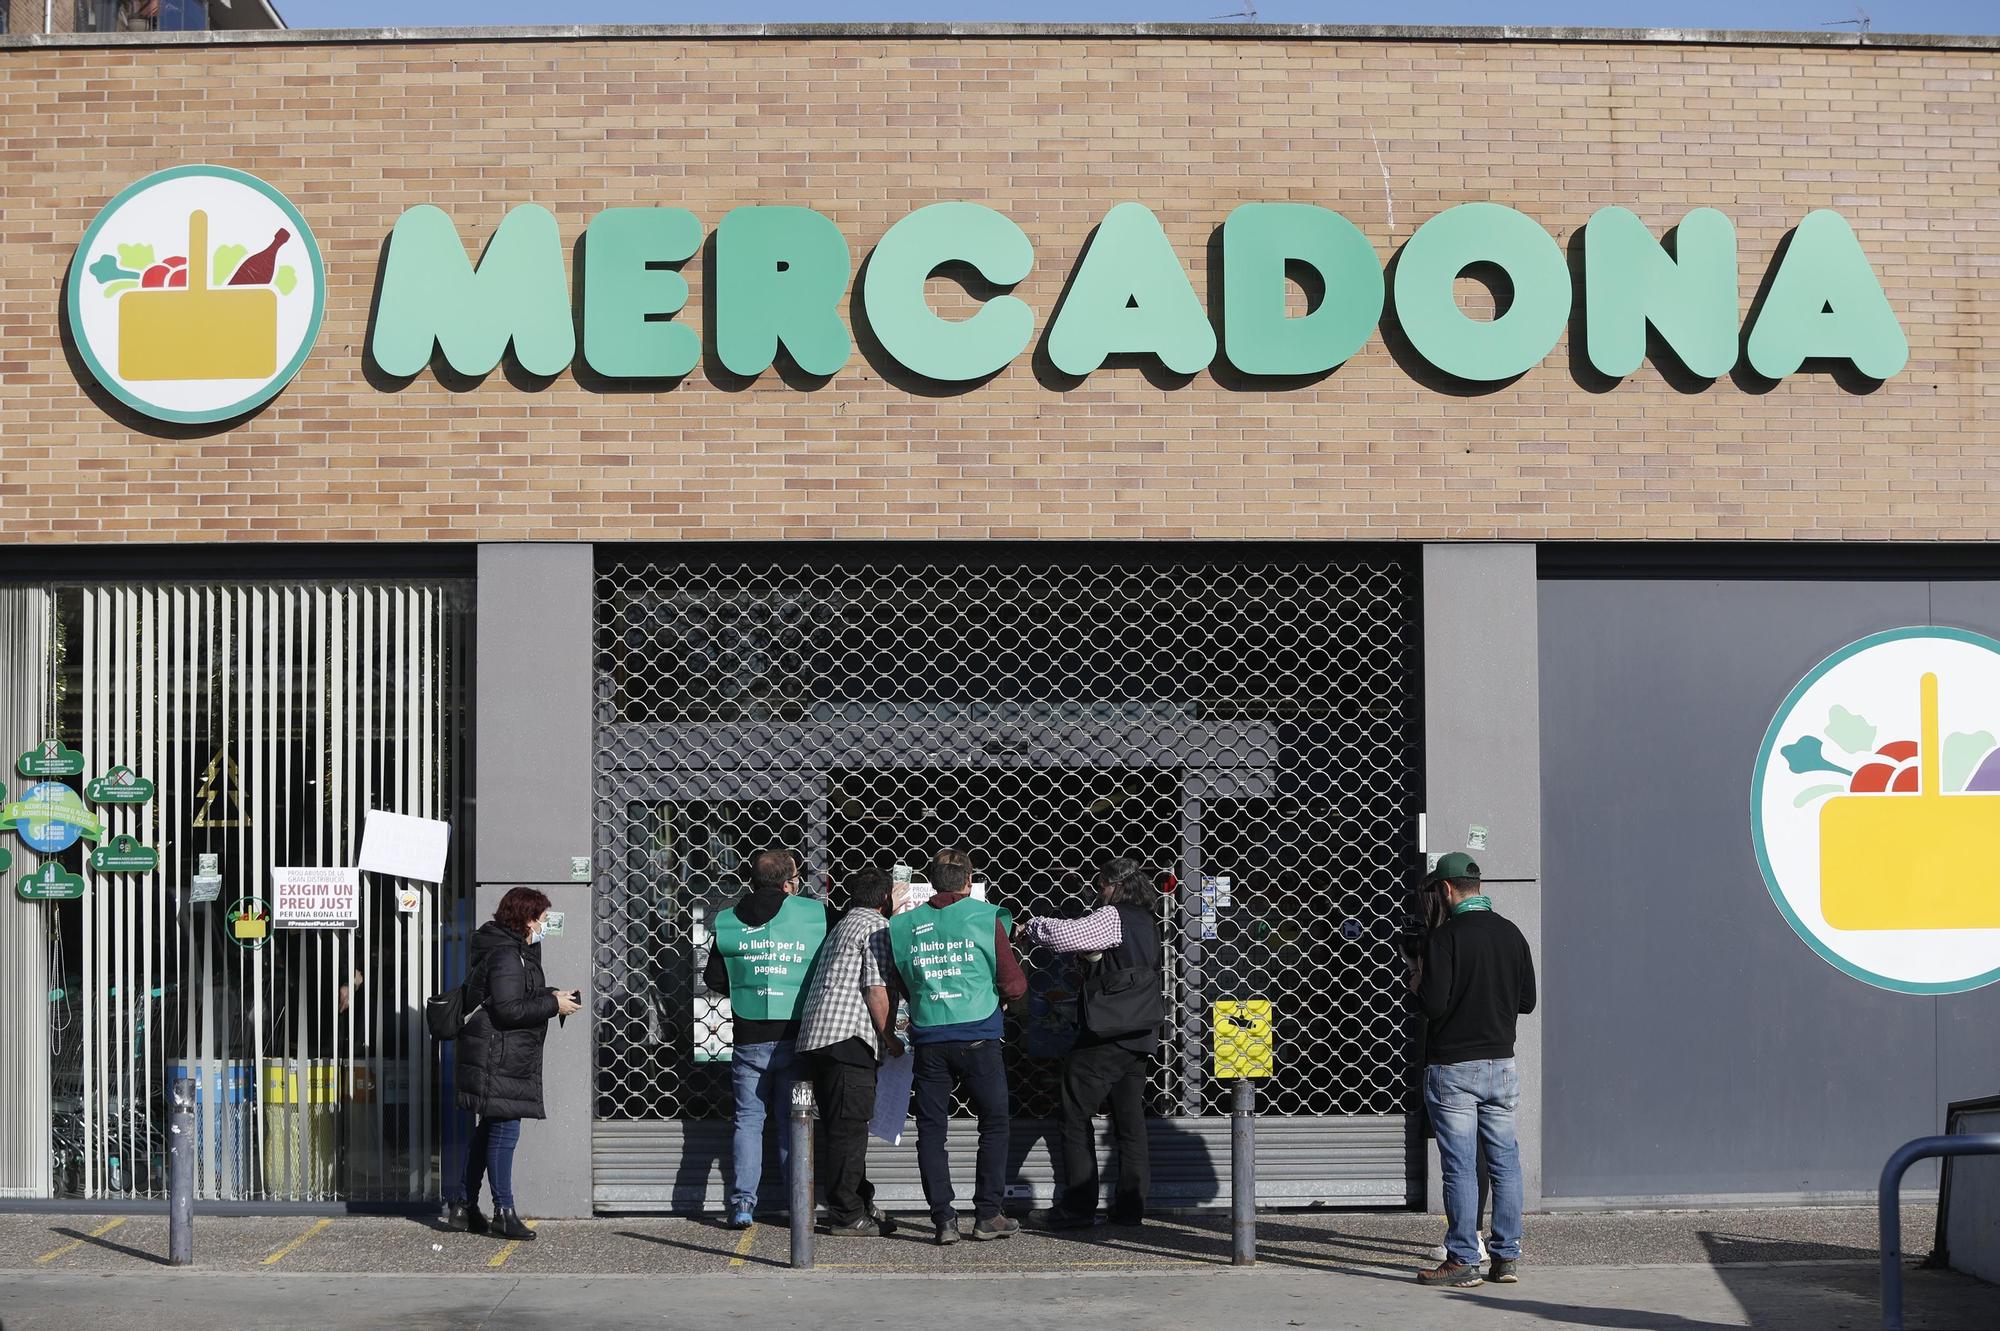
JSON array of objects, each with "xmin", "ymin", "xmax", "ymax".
[
  {"xmin": 1878, "ymin": 1132, "xmax": 2000, "ymax": 1330},
  {"xmin": 789, "ymin": 1081, "xmax": 815, "ymax": 1270},
  {"xmin": 1231, "ymin": 1076, "xmax": 1256, "ymax": 1266},
  {"xmin": 168, "ymin": 1077, "xmax": 195, "ymax": 1266}
]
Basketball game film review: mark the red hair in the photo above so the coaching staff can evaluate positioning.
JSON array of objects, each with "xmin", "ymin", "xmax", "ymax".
[{"xmin": 495, "ymin": 887, "xmax": 552, "ymax": 938}]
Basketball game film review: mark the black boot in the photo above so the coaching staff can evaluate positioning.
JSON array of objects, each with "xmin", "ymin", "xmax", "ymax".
[
  {"xmin": 492, "ymin": 1207, "xmax": 536, "ymax": 1240},
  {"xmin": 444, "ymin": 1199, "xmax": 489, "ymax": 1235}
]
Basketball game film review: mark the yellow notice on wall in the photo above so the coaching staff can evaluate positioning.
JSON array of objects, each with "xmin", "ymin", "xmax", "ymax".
[{"xmin": 1213, "ymin": 1000, "xmax": 1273, "ymax": 1079}]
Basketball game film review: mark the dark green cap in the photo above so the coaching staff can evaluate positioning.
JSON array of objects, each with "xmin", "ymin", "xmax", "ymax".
[{"xmin": 1427, "ymin": 852, "xmax": 1481, "ymax": 884}]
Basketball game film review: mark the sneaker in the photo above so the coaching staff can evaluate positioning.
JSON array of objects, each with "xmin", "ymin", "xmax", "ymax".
[
  {"xmin": 1487, "ymin": 1258, "xmax": 1519, "ymax": 1284},
  {"xmin": 1417, "ymin": 1259, "xmax": 1483, "ymax": 1288},
  {"xmin": 1108, "ymin": 1211, "xmax": 1145, "ymax": 1228},
  {"xmin": 934, "ymin": 1220, "xmax": 961, "ymax": 1246},
  {"xmin": 1027, "ymin": 1207, "xmax": 1097, "ymax": 1232},
  {"xmin": 821, "ymin": 1214, "xmax": 896, "ymax": 1238},
  {"xmin": 1428, "ymin": 1234, "xmax": 1489, "ymax": 1261},
  {"xmin": 726, "ymin": 1208, "xmax": 755, "ymax": 1230},
  {"xmin": 971, "ymin": 1215, "xmax": 1021, "ymax": 1241}
]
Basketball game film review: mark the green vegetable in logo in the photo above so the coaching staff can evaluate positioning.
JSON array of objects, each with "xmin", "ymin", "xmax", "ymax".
[
  {"xmin": 1779, "ymin": 735, "xmax": 1853, "ymax": 778},
  {"xmin": 211, "ymin": 243, "xmax": 248, "ymax": 289},
  {"xmin": 88, "ymin": 253, "xmax": 136, "ymax": 284}
]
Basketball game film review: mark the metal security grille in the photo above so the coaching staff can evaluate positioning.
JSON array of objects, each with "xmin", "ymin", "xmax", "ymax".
[
  {"xmin": 592, "ymin": 551, "xmax": 1421, "ymax": 1134},
  {"xmin": 1, "ymin": 582, "xmax": 471, "ymax": 1202}
]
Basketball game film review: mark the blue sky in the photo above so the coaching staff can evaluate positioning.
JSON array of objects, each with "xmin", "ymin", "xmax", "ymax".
[{"xmin": 280, "ymin": 2, "xmax": 1998, "ymax": 37}]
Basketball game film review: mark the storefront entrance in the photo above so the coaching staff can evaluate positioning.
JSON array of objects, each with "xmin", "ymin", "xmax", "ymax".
[
  {"xmin": 0, "ymin": 581, "xmax": 471, "ymax": 1203},
  {"xmin": 590, "ymin": 550, "xmax": 1423, "ymax": 1209}
]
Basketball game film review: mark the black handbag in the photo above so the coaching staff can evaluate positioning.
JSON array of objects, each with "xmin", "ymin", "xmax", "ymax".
[{"xmin": 1080, "ymin": 961, "xmax": 1165, "ymax": 1038}]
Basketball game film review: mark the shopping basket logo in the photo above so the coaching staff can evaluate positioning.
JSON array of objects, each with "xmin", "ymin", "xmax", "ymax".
[
  {"xmin": 68, "ymin": 166, "xmax": 324, "ymax": 424},
  {"xmin": 1753, "ymin": 627, "xmax": 2000, "ymax": 994}
]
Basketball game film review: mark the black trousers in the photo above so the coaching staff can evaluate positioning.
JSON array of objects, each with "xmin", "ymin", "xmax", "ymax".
[
  {"xmin": 809, "ymin": 1053, "xmax": 879, "ymax": 1225},
  {"xmin": 913, "ymin": 1039, "xmax": 1010, "ymax": 1225},
  {"xmin": 1058, "ymin": 1039, "xmax": 1150, "ymax": 1221}
]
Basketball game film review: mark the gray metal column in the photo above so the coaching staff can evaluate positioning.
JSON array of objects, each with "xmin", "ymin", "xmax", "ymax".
[
  {"xmin": 475, "ymin": 544, "xmax": 594, "ymax": 1218},
  {"xmin": 1421, "ymin": 544, "xmax": 1543, "ymax": 1213}
]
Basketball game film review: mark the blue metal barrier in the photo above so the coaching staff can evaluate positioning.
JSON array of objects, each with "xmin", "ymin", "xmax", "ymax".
[{"xmin": 1878, "ymin": 1132, "xmax": 2000, "ymax": 1331}]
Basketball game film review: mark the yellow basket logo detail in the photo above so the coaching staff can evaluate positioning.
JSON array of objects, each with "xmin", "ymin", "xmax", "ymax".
[
  {"xmin": 69, "ymin": 166, "xmax": 324, "ymax": 425},
  {"xmin": 1754, "ymin": 628, "xmax": 2000, "ymax": 994},
  {"xmin": 1819, "ymin": 673, "xmax": 2000, "ymax": 932}
]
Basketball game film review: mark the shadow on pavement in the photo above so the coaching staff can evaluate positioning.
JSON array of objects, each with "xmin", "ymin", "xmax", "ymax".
[
  {"xmin": 614, "ymin": 1227, "xmax": 789, "ymax": 1269},
  {"xmin": 47, "ymin": 1226, "xmax": 169, "ymax": 1268},
  {"xmin": 1442, "ymin": 1289, "xmax": 1742, "ymax": 1331},
  {"xmin": 1016, "ymin": 1212, "xmax": 1437, "ymax": 1274}
]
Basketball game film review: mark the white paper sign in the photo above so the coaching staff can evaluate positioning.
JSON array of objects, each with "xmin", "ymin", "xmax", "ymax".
[
  {"xmin": 358, "ymin": 810, "xmax": 452, "ymax": 884},
  {"xmin": 869, "ymin": 1047, "xmax": 915, "ymax": 1146},
  {"xmin": 271, "ymin": 866, "xmax": 360, "ymax": 929}
]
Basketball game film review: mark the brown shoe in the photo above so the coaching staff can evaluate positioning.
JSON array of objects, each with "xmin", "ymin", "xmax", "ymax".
[{"xmin": 1417, "ymin": 1259, "xmax": 1483, "ymax": 1287}]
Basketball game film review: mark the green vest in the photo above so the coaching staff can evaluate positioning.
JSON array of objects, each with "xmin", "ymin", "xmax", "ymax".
[
  {"xmin": 888, "ymin": 896, "xmax": 1012, "ymax": 1030},
  {"xmin": 714, "ymin": 895, "xmax": 828, "ymax": 1023}
]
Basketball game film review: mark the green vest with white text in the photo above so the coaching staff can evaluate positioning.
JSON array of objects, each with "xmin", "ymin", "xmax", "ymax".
[
  {"xmin": 888, "ymin": 896, "xmax": 1011, "ymax": 1030},
  {"xmin": 714, "ymin": 895, "xmax": 828, "ymax": 1023}
]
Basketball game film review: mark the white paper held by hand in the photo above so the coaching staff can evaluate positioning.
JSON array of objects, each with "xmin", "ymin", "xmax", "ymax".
[{"xmin": 358, "ymin": 810, "xmax": 452, "ymax": 884}]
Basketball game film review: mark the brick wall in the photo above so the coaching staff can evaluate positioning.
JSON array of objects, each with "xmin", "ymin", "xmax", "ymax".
[{"xmin": 1, "ymin": 32, "xmax": 1994, "ymax": 543}]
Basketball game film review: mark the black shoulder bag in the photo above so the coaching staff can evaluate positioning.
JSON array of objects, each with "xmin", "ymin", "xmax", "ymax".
[{"xmin": 425, "ymin": 951, "xmax": 489, "ymax": 1040}]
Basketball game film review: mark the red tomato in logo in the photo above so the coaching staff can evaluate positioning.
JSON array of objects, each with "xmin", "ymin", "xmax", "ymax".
[{"xmin": 1850, "ymin": 740, "xmax": 1920, "ymax": 793}]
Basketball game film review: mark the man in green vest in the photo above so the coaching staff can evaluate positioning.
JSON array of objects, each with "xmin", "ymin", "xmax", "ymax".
[
  {"xmin": 704, "ymin": 849, "xmax": 832, "ymax": 1229},
  {"xmin": 886, "ymin": 848, "xmax": 1028, "ymax": 1245}
]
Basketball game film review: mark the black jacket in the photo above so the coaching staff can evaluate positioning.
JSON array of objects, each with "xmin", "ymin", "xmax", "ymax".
[
  {"xmin": 1418, "ymin": 909, "xmax": 1537, "ymax": 1066},
  {"xmin": 457, "ymin": 921, "xmax": 560, "ymax": 1119}
]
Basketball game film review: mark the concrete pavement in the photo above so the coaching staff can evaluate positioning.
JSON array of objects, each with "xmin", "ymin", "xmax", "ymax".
[{"xmin": 0, "ymin": 1206, "xmax": 1993, "ymax": 1329}]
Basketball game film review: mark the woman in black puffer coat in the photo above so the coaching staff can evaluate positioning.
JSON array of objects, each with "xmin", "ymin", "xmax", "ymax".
[{"xmin": 445, "ymin": 887, "xmax": 581, "ymax": 1239}]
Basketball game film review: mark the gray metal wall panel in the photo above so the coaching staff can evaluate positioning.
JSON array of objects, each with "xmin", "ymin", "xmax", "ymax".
[
  {"xmin": 1918, "ymin": 583, "xmax": 2000, "ymax": 1116},
  {"xmin": 592, "ymin": 1117, "xmax": 1407, "ymax": 1211},
  {"xmin": 474, "ymin": 880, "xmax": 595, "ymax": 1218},
  {"xmin": 1423, "ymin": 545, "xmax": 1544, "ymax": 1209},
  {"xmin": 475, "ymin": 544, "xmax": 592, "ymax": 884},
  {"xmin": 1540, "ymin": 579, "xmax": 1955, "ymax": 1201}
]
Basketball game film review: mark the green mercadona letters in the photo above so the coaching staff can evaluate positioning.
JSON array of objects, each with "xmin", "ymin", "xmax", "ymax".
[{"xmin": 368, "ymin": 201, "xmax": 1907, "ymax": 387}]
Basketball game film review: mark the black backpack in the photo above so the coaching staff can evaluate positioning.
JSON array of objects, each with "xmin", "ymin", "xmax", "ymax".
[{"xmin": 425, "ymin": 953, "xmax": 487, "ymax": 1040}]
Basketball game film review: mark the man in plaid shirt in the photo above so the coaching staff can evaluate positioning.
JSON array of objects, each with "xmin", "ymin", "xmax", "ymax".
[{"xmin": 796, "ymin": 867, "xmax": 905, "ymax": 1236}]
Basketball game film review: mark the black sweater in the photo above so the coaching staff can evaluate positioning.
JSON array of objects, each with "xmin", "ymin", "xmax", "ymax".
[{"xmin": 1417, "ymin": 908, "xmax": 1537, "ymax": 1066}]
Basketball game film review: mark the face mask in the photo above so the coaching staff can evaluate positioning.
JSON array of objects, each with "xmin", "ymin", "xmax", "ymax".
[{"xmin": 527, "ymin": 920, "xmax": 545, "ymax": 944}]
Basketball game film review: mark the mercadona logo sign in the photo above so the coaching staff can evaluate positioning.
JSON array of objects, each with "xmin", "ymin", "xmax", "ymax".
[
  {"xmin": 1754, "ymin": 628, "xmax": 2000, "ymax": 994},
  {"xmin": 68, "ymin": 165, "xmax": 324, "ymax": 424}
]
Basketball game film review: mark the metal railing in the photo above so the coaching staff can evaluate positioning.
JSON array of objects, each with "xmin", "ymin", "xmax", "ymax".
[{"xmin": 1878, "ymin": 1131, "xmax": 2000, "ymax": 1331}]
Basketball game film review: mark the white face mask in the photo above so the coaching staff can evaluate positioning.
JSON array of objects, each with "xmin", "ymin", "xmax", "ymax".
[{"xmin": 527, "ymin": 919, "xmax": 546, "ymax": 945}]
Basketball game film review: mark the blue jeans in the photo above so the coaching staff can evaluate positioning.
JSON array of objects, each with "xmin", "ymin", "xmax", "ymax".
[
  {"xmin": 1425, "ymin": 1058, "xmax": 1523, "ymax": 1266},
  {"xmin": 729, "ymin": 1039, "xmax": 797, "ymax": 1214},
  {"xmin": 460, "ymin": 1116, "xmax": 521, "ymax": 1211},
  {"xmin": 912, "ymin": 1039, "xmax": 1011, "ymax": 1226}
]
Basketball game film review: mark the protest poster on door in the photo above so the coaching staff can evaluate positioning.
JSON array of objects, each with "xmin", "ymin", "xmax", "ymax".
[{"xmin": 271, "ymin": 865, "xmax": 360, "ymax": 929}]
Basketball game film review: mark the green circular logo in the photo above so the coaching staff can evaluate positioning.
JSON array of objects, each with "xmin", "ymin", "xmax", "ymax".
[
  {"xmin": 1752, "ymin": 627, "xmax": 2000, "ymax": 994},
  {"xmin": 68, "ymin": 165, "xmax": 325, "ymax": 425}
]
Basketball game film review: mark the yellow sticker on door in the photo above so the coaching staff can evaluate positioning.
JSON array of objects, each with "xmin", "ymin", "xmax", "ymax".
[
  {"xmin": 69, "ymin": 166, "xmax": 324, "ymax": 425},
  {"xmin": 1754, "ymin": 628, "xmax": 2000, "ymax": 993},
  {"xmin": 1213, "ymin": 1000, "xmax": 1273, "ymax": 1079}
]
